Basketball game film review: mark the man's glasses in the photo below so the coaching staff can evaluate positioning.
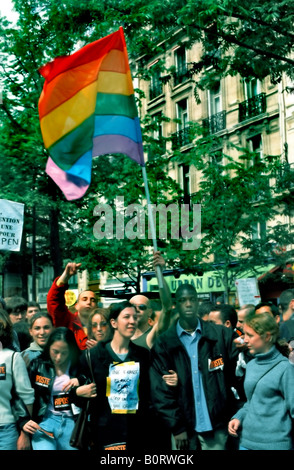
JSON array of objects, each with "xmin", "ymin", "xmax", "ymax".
[{"xmin": 131, "ymin": 304, "xmax": 148, "ymax": 311}]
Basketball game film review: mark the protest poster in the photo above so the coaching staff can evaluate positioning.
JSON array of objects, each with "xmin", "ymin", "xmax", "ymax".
[
  {"xmin": 235, "ymin": 277, "xmax": 261, "ymax": 306},
  {"xmin": 106, "ymin": 362, "xmax": 140, "ymax": 414},
  {"xmin": 0, "ymin": 199, "xmax": 25, "ymax": 252}
]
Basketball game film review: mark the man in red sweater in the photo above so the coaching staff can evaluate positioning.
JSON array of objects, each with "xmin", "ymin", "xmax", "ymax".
[{"xmin": 47, "ymin": 262, "xmax": 97, "ymax": 350}]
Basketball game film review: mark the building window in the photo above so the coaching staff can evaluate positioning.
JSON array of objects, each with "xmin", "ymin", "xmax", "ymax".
[
  {"xmin": 178, "ymin": 164, "xmax": 190, "ymax": 204},
  {"xmin": 252, "ymin": 220, "xmax": 267, "ymax": 240},
  {"xmin": 248, "ymin": 134, "xmax": 263, "ymax": 163},
  {"xmin": 245, "ymin": 79, "xmax": 261, "ymax": 100},
  {"xmin": 203, "ymin": 81, "xmax": 226, "ymax": 134},
  {"xmin": 209, "ymin": 81, "xmax": 222, "ymax": 115},
  {"xmin": 174, "ymin": 46, "xmax": 187, "ymax": 86},
  {"xmin": 149, "ymin": 65, "xmax": 162, "ymax": 100},
  {"xmin": 177, "ymin": 98, "xmax": 188, "ymax": 130},
  {"xmin": 171, "ymin": 99, "xmax": 193, "ymax": 149},
  {"xmin": 239, "ymin": 79, "xmax": 266, "ymax": 122}
]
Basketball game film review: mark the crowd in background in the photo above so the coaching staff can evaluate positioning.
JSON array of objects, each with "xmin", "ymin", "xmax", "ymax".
[{"xmin": 1, "ymin": 252, "xmax": 294, "ymax": 451}]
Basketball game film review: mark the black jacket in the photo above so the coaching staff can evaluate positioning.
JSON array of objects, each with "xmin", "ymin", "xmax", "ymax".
[
  {"xmin": 150, "ymin": 320, "xmax": 239, "ymax": 437},
  {"xmin": 75, "ymin": 340, "xmax": 151, "ymax": 451},
  {"xmin": 28, "ymin": 354, "xmax": 78, "ymax": 422}
]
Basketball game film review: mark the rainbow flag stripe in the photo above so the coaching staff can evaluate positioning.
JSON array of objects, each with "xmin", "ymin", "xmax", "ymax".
[{"xmin": 38, "ymin": 27, "xmax": 144, "ymax": 200}]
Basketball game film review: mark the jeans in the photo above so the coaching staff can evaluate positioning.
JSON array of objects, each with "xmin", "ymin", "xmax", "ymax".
[
  {"xmin": 0, "ymin": 423, "xmax": 19, "ymax": 450},
  {"xmin": 32, "ymin": 412, "xmax": 78, "ymax": 450},
  {"xmin": 188, "ymin": 428, "xmax": 228, "ymax": 450}
]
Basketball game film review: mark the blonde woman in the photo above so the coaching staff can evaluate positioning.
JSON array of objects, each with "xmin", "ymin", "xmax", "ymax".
[
  {"xmin": 22, "ymin": 312, "xmax": 54, "ymax": 366},
  {"xmin": 229, "ymin": 312, "xmax": 294, "ymax": 450}
]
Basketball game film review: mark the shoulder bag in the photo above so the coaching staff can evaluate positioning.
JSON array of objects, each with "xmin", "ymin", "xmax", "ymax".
[{"xmin": 70, "ymin": 349, "xmax": 95, "ymax": 450}]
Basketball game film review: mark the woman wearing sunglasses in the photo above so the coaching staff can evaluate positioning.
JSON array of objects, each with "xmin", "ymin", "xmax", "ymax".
[
  {"xmin": 129, "ymin": 295, "xmax": 153, "ymax": 349},
  {"xmin": 86, "ymin": 308, "xmax": 112, "ymax": 348}
]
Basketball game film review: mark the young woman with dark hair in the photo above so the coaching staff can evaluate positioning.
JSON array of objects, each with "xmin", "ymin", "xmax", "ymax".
[
  {"xmin": 74, "ymin": 301, "xmax": 151, "ymax": 451},
  {"xmin": 23, "ymin": 327, "xmax": 81, "ymax": 450}
]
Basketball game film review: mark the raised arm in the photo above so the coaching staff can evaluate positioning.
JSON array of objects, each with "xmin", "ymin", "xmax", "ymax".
[
  {"xmin": 153, "ymin": 251, "xmax": 175, "ymax": 336},
  {"xmin": 146, "ymin": 252, "xmax": 174, "ymax": 348},
  {"xmin": 56, "ymin": 262, "xmax": 82, "ymax": 287},
  {"xmin": 47, "ymin": 262, "xmax": 81, "ymax": 328}
]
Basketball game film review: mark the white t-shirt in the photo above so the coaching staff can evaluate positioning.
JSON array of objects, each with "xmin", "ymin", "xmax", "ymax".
[{"xmin": 48, "ymin": 365, "xmax": 72, "ymax": 416}]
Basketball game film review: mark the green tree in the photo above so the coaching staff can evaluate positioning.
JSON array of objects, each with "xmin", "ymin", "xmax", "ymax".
[
  {"xmin": 68, "ymin": 148, "xmax": 184, "ymax": 290},
  {"xmin": 173, "ymin": 128, "xmax": 294, "ymax": 302},
  {"xmin": 152, "ymin": 0, "xmax": 294, "ymax": 87},
  {"xmin": 0, "ymin": 0, "xmax": 184, "ymax": 293},
  {"xmin": 1, "ymin": 0, "xmax": 293, "ymax": 297},
  {"xmin": 0, "ymin": 0, "xmax": 97, "ymax": 290}
]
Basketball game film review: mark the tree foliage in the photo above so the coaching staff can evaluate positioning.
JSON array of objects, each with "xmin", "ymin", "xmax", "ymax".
[
  {"xmin": 0, "ymin": 0, "xmax": 293, "ymax": 294},
  {"xmin": 174, "ymin": 127, "xmax": 294, "ymax": 300}
]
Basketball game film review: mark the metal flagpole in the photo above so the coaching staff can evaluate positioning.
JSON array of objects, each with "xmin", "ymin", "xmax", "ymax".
[{"xmin": 141, "ymin": 165, "xmax": 164, "ymax": 289}]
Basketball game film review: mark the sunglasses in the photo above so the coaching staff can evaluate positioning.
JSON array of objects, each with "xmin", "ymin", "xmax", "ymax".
[
  {"xmin": 131, "ymin": 304, "xmax": 148, "ymax": 311},
  {"xmin": 91, "ymin": 321, "xmax": 108, "ymax": 328}
]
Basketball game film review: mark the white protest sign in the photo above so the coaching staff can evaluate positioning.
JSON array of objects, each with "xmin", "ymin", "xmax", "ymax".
[
  {"xmin": 0, "ymin": 199, "xmax": 25, "ymax": 252},
  {"xmin": 235, "ymin": 277, "xmax": 261, "ymax": 306},
  {"xmin": 106, "ymin": 361, "xmax": 140, "ymax": 414}
]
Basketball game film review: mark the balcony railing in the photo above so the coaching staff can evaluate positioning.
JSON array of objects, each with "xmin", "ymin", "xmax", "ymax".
[
  {"xmin": 239, "ymin": 93, "xmax": 266, "ymax": 122},
  {"xmin": 202, "ymin": 110, "xmax": 226, "ymax": 134},
  {"xmin": 171, "ymin": 126, "xmax": 194, "ymax": 149}
]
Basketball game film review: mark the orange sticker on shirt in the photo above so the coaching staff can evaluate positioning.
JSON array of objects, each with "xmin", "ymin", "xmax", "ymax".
[
  {"xmin": 53, "ymin": 394, "xmax": 71, "ymax": 411},
  {"xmin": 208, "ymin": 357, "xmax": 224, "ymax": 371},
  {"xmin": 0, "ymin": 364, "xmax": 6, "ymax": 380},
  {"xmin": 35, "ymin": 375, "xmax": 51, "ymax": 387},
  {"xmin": 104, "ymin": 443, "xmax": 127, "ymax": 450}
]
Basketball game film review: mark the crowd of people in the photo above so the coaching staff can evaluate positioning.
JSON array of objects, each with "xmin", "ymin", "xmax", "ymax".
[{"xmin": 1, "ymin": 251, "xmax": 294, "ymax": 451}]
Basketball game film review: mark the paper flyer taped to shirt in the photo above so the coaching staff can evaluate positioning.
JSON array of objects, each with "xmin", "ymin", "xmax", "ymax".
[{"xmin": 106, "ymin": 361, "xmax": 140, "ymax": 414}]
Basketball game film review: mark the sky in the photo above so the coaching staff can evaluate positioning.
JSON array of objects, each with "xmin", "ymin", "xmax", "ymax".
[{"xmin": 0, "ymin": 0, "xmax": 19, "ymax": 24}]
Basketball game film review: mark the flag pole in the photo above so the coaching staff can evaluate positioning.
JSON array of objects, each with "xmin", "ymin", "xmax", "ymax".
[{"xmin": 141, "ymin": 165, "xmax": 164, "ymax": 289}]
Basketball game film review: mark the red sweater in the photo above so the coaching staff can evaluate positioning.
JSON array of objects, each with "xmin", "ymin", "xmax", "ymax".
[{"xmin": 47, "ymin": 277, "xmax": 88, "ymax": 350}]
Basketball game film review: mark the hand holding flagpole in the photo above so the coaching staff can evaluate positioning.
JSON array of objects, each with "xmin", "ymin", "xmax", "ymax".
[{"xmin": 142, "ymin": 166, "xmax": 164, "ymax": 289}]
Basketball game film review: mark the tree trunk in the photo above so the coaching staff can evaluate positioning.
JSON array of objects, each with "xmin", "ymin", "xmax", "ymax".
[
  {"xmin": 49, "ymin": 207, "xmax": 63, "ymax": 278},
  {"xmin": 222, "ymin": 270, "xmax": 230, "ymax": 304},
  {"xmin": 31, "ymin": 206, "xmax": 37, "ymax": 300}
]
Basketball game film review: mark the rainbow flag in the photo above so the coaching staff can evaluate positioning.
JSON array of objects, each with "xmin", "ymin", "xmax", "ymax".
[{"xmin": 38, "ymin": 27, "xmax": 144, "ymax": 201}]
